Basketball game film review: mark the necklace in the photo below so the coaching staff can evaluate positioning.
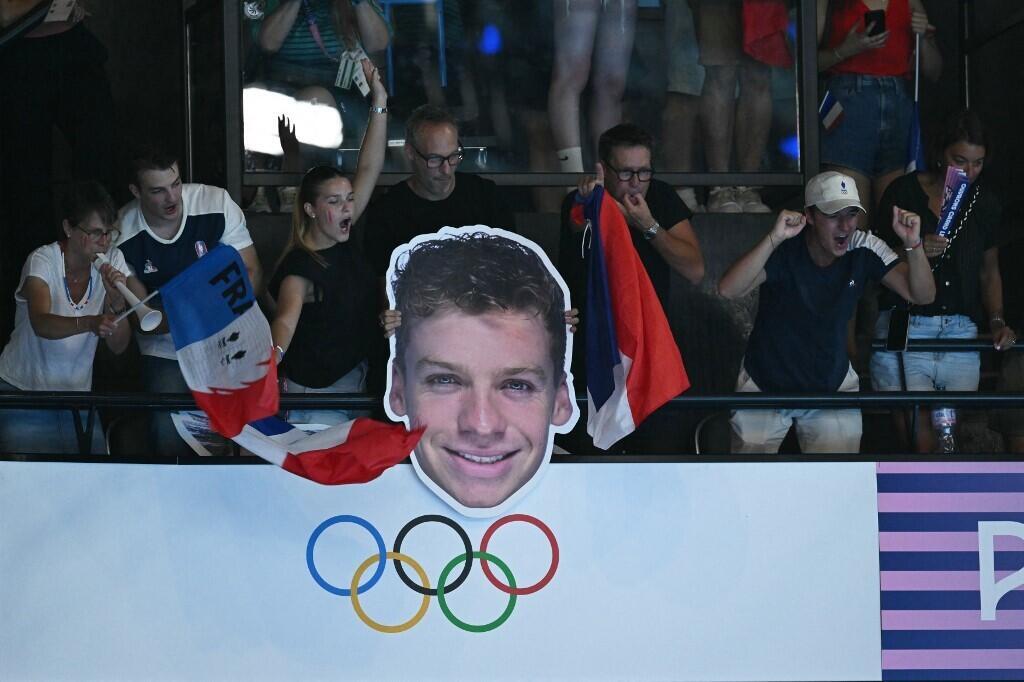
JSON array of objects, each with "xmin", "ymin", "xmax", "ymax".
[{"xmin": 61, "ymin": 248, "xmax": 93, "ymax": 311}]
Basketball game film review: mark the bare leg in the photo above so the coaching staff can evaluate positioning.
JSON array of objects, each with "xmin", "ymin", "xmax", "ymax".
[
  {"xmin": 735, "ymin": 60, "xmax": 771, "ymax": 172},
  {"xmin": 700, "ymin": 65, "xmax": 738, "ymax": 171},
  {"xmin": 520, "ymin": 109, "xmax": 563, "ymax": 213},
  {"xmin": 662, "ymin": 92, "xmax": 700, "ymax": 171},
  {"xmin": 588, "ymin": 0, "xmax": 638, "ymax": 154},
  {"xmin": 549, "ymin": 0, "xmax": 601, "ymax": 167}
]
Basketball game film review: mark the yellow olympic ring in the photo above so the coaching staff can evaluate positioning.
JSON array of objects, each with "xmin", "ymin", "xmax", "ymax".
[{"xmin": 349, "ymin": 551, "xmax": 431, "ymax": 634}]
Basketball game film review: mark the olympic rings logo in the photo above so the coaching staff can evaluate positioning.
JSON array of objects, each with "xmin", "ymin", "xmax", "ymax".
[{"xmin": 306, "ymin": 513, "xmax": 558, "ymax": 633}]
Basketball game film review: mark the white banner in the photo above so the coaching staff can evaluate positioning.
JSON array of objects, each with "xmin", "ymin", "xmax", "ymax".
[{"xmin": 0, "ymin": 461, "xmax": 881, "ymax": 680}]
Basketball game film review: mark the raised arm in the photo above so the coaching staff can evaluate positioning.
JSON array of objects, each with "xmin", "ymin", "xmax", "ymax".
[
  {"xmin": 350, "ymin": 59, "xmax": 388, "ymax": 224},
  {"xmin": 258, "ymin": 0, "xmax": 302, "ymax": 54},
  {"xmin": 354, "ymin": 0, "xmax": 390, "ymax": 53},
  {"xmin": 880, "ymin": 206, "xmax": 935, "ymax": 305},
  {"xmin": 718, "ymin": 210, "xmax": 806, "ymax": 299}
]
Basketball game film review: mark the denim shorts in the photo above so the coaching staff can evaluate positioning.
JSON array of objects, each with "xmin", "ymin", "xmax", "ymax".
[
  {"xmin": 820, "ymin": 73, "xmax": 913, "ymax": 177},
  {"xmin": 870, "ymin": 311, "xmax": 981, "ymax": 391}
]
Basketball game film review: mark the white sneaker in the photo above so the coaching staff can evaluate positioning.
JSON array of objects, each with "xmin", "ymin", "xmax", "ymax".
[
  {"xmin": 248, "ymin": 186, "xmax": 271, "ymax": 213},
  {"xmin": 677, "ymin": 187, "xmax": 706, "ymax": 213},
  {"xmin": 278, "ymin": 186, "xmax": 298, "ymax": 215},
  {"xmin": 736, "ymin": 186, "xmax": 770, "ymax": 213},
  {"xmin": 707, "ymin": 186, "xmax": 741, "ymax": 213}
]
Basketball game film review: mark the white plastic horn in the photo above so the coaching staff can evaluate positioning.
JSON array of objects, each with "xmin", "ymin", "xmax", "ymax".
[{"xmin": 93, "ymin": 253, "xmax": 163, "ymax": 332}]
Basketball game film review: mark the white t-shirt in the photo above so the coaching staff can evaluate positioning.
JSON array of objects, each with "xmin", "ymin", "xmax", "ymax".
[
  {"xmin": 0, "ymin": 243, "xmax": 131, "ymax": 391},
  {"xmin": 117, "ymin": 183, "xmax": 253, "ymax": 359}
]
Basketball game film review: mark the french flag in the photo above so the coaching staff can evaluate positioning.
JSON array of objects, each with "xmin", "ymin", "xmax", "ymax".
[
  {"xmin": 161, "ymin": 244, "xmax": 421, "ymax": 484},
  {"xmin": 576, "ymin": 188, "xmax": 689, "ymax": 449},
  {"xmin": 818, "ymin": 90, "xmax": 844, "ymax": 132}
]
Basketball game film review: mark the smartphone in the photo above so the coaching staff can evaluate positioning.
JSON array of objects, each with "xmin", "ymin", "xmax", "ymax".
[
  {"xmin": 864, "ymin": 9, "xmax": 886, "ymax": 36},
  {"xmin": 886, "ymin": 308, "xmax": 910, "ymax": 352}
]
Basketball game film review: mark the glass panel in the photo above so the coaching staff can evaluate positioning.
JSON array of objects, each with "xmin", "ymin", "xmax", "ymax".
[{"xmin": 239, "ymin": 0, "xmax": 801, "ymax": 175}]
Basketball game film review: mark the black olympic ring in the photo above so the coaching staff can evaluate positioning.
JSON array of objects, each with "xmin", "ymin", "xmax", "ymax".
[{"xmin": 392, "ymin": 514, "xmax": 473, "ymax": 596}]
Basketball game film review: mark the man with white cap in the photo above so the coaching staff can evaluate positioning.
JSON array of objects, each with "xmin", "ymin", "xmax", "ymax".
[{"xmin": 717, "ymin": 171, "xmax": 935, "ymax": 454}]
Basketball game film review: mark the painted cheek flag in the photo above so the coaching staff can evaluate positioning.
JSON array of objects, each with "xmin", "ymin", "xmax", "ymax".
[
  {"xmin": 574, "ymin": 188, "xmax": 690, "ymax": 450},
  {"xmin": 161, "ymin": 244, "xmax": 422, "ymax": 484}
]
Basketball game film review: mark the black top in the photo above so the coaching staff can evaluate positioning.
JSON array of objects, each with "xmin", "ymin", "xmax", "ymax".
[
  {"xmin": 269, "ymin": 243, "xmax": 377, "ymax": 388},
  {"xmin": 558, "ymin": 179, "xmax": 692, "ymax": 312},
  {"xmin": 876, "ymin": 172, "xmax": 1001, "ymax": 321},
  {"xmin": 363, "ymin": 173, "xmax": 509, "ymax": 276}
]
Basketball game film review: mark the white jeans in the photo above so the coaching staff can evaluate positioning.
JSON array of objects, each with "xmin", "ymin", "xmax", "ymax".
[{"xmin": 729, "ymin": 364, "xmax": 863, "ymax": 454}]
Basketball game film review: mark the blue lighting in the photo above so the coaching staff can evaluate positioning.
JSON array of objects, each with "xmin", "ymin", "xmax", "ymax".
[
  {"xmin": 779, "ymin": 134, "xmax": 800, "ymax": 160},
  {"xmin": 478, "ymin": 24, "xmax": 502, "ymax": 55}
]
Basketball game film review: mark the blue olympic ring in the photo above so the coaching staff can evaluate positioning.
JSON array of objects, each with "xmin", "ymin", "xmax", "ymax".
[{"xmin": 306, "ymin": 514, "xmax": 387, "ymax": 596}]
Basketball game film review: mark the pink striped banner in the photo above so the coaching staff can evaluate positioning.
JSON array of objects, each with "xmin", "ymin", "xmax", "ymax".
[
  {"xmin": 879, "ymin": 532, "xmax": 1024, "ymax": 552},
  {"xmin": 878, "ymin": 492, "xmax": 1024, "ymax": 513},
  {"xmin": 882, "ymin": 649, "xmax": 1024, "ymax": 669},
  {"xmin": 882, "ymin": 610, "xmax": 1024, "ymax": 630},
  {"xmin": 877, "ymin": 462, "xmax": 1024, "ymax": 475},
  {"xmin": 880, "ymin": 570, "xmax": 1016, "ymax": 590}
]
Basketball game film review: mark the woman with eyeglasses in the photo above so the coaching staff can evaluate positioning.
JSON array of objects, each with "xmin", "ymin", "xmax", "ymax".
[
  {"xmin": 0, "ymin": 182, "xmax": 136, "ymax": 454},
  {"xmin": 268, "ymin": 59, "xmax": 386, "ymax": 426}
]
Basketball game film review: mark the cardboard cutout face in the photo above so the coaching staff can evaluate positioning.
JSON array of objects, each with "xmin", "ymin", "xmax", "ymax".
[{"xmin": 384, "ymin": 227, "xmax": 579, "ymax": 517}]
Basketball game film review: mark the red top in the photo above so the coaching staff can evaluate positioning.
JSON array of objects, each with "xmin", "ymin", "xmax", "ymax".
[{"xmin": 827, "ymin": 0, "xmax": 912, "ymax": 78}]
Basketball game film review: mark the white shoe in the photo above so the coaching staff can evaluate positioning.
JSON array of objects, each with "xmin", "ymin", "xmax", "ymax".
[
  {"xmin": 677, "ymin": 187, "xmax": 706, "ymax": 213},
  {"xmin": 707, "ymin": 186, "xmax": 741, "ymax": 213},
  {"xmin": 277, "ymin": 186, "xmax": 298, "ymax": 215},
  {"xmin": 736, "ymin": 186, "xmax": 770, "ymax": 213},
  {"xmin": 248, "ymin": 186, "xmax": 271, "ymax": 213}
]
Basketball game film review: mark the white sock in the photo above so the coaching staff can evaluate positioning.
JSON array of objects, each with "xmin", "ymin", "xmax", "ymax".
[{"xmin": 556, "ymin": 146, "xmax": 583, "ymax": 173}]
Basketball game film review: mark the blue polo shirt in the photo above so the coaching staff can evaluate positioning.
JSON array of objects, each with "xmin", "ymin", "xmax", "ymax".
[{"xmin": 745, "ymin": 230, "xmax": 898, "ymax": 393}]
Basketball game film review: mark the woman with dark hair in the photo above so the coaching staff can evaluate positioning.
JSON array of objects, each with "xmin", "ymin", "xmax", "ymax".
[
  {"xmin": 0, "ymin": 182, "xmax": 135, "ymax": 454},
  {"xmin": 870, "ymin": 109, "xmax": 1012, "ymax": 452},
  {"xmin": 268, "ymin": 60, "xmax": 386, "ymax": 426}
]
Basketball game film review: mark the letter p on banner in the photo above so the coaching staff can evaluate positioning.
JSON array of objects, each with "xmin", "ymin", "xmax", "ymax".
[{"xmin": 978, "ymin": 520, "xmax": 1024, "ymax": 621}]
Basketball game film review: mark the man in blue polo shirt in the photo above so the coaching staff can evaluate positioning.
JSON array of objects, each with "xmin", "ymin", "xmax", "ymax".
[
  {"xmin": 117, "ymin": 145, "xmax": 263, "ymax": 456},
  {"xmin": 718, "ymin": 171, "xmax": 935, "ymax": 454}
]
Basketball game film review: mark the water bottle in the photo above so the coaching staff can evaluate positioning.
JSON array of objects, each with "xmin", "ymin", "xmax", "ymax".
[{"xmin": 931, "ymin": 407, "xmax": 958, "ymax": 454}]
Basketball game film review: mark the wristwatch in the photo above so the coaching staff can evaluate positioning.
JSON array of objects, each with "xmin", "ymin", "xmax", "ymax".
[
  {"xmin": 642, "ymin": 222, "xmax": 661, "ymax": 241},
  {"xmin": 369, "ymin": 105, "xmax": 388, "ymax": 114}
]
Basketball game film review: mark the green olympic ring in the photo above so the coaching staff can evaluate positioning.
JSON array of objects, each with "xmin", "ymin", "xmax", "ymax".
[{"xmin": 436, "ymin": 551, "xmax": 517, "ymax": 633}]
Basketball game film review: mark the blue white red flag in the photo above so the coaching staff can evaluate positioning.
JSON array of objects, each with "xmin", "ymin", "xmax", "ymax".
[
  {"xmin": 161, "ymin": 244, "xmax": 278, "ymax": 437},
  {"xmin": 818, "ymin": 90, "xmax": 844, "ymax": 132},
  {"xmin": 576, "ymin": 188, "xmax": 689, "ymax": 449},
  {"xmin": 161, "ymin": 244, "xmax": 422, "ymax": 484},
  {"xmin": 232, "ymin": 416, "xmax": 424, "ymax": 485}
]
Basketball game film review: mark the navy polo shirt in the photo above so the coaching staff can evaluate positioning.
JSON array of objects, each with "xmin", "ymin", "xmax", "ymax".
[{"xmin": 745, "ymin": 230, "xmax": 898, "ymax": 393}]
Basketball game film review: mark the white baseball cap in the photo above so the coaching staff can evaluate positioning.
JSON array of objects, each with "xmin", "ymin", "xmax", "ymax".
[{"xmin": 804, "ymin": 171, "xmax": 865, "ymax": 215}]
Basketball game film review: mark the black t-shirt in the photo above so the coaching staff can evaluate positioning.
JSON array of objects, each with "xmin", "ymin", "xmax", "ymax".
[
  {"xmin": 363, "ymin": 173, "xmax": 508, "ymax": 276},
  {"xmin": 999, "ymin": 201, "xmax": 1024, "ymax": 330},
  {"xmin": 269, "ymin": 243, "xmax": 377, "ymax": 388},
  {"xmin": 558, "ymin": 179, "xmax": 692, "ymax": 312},
  {"xmin": 875, "ymin": 172, "xmax": 1000, "ymax": 321}
]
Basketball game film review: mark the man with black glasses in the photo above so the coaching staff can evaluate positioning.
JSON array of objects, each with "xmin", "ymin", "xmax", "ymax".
[
  {"xmin": 560, "ymin": 123, "xmax": 704, "ymax": 316},
  {"xmin": 363, "ymin": 105, "xmax": 510, "ymax": 278},
  {"xmin": 558, "ymin": 123, "xmax": 704, "ymax": 452}
]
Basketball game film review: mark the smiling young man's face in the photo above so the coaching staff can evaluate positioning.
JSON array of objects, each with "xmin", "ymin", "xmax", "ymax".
[{"xmin": 389, "ymin": 306, "xmax": 573, "ymax": 509}]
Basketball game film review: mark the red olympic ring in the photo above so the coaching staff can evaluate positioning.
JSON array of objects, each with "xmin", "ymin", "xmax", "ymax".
[{"xmin": 479, "ymin": 514, "xmax": 558, "ymax": 596}]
